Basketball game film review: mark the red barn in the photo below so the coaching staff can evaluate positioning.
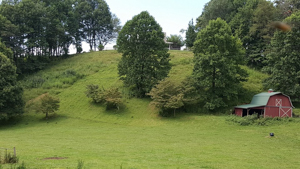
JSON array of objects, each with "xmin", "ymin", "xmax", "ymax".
[{"xmin": 235, "ymin": 91, "xmax": 294, "ymax": 117}]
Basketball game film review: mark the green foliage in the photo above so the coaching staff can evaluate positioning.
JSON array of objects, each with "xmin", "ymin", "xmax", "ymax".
[
  {"xmin": 33, "ymin": 93, "xmax": 60, "ymax": 119},
  {"xmin": 263, "ymin": 11, "xmax": 300, "ymax": 100},
  {"xmin": 148, "ymin": 78, "xmax": 199, "ymax": 117},
  {"xmin": 85, "ymin": 84, "xmax": 105, "ymax": 103},
  {"xmin": 77, "ymin": 0, "xmax": 114, "ymax": 50},
  {"xmin": 226, "ymin": 114, "xmax": 298, "ymax": 126},
  {"xmin": 0, "ymin": 52, "xmax": 24, "ymax": 120},
  {"xmin": 0, "ymin": 40, "xmax": 13, "ymax": 60},
  {"xmin": 166, "ymin": 34, "xmax": 184, "ymax": 48},
  {"xmin": 98, "ymin": 44, "xmax": 104, "ymax": 51},
  {"xmin": 148, "ymin": 79, "xmax": 184, "ymax": 116},
  {"xmin": 185, "ymin": 19, "xmax": 197, "ymax": 49},
  {"xmin": 193, "ymin": 18, "xmax": 248, "ymax": 111},
  {"xmin": 0, "ymin": 151, "xmax": 18, "ymax": 164},
  {"xmin": 77, "ymin": 159, "xmax": 84, "ymax": 169},
  {"xmin": 117, "ymin": 11, "xmax": 171, "ymax": 97},
  {"xmin": 85, "ymin": 84, "xmax": 123, "ymax": 110},
  {"xmin": 196, "ymin": 0, "xmax": 247, "ymax": 29}
]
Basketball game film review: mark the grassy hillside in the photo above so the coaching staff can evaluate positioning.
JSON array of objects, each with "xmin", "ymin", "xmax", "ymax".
[{"xmin": 0, "ymin": 51, "xmax": 299, "ymax": 169}]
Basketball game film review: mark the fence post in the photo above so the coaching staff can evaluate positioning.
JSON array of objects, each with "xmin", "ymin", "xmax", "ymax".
[{"xmin": 14, "ymin": 147, "xmax": 16, "ymax": 157}]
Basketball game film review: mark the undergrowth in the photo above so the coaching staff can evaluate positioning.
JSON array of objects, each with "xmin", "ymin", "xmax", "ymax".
[{"xmin": 226, "ymin": 114, "xmax": 299, "ymax": 126}]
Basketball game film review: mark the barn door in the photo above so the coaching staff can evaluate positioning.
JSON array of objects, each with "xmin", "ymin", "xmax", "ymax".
[
  {"xmin": 279, "ymin": 108, "xmax": 292, "ymax": 117},
  {"xmin": 276, "ymin": 99, "xmax": 292, "ymax": 117}
]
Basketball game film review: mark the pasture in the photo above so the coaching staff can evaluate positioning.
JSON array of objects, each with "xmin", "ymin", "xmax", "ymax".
[{"xmin": 0, "ymin": 51, "xmax": 299, "ymax": 168}]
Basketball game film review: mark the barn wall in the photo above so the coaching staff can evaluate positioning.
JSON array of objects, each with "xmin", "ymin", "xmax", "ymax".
[
  {"xmin": 235, "ymin": 108, "xmax": 243, "ymax": 116},
  {"xmin": 267, "ymin": 95, "xmax": 292, "ymax": 107},
  {"xmin": 265, "ymin": 107, "xmax": 279, "ymax": 117}
]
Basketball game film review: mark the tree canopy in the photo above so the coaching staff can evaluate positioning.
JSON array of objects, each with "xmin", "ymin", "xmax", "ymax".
[
  {"xmin": 117, "ymin": 11, "xmax": 171, "ymax": 97},
  {"xmin": 0, "ymin": 42, "xmax": 24, "ymax": 120},
  {"xmin": 193, "ymin": 18, "xmax": 247, "ymax": 111},
  {"xmin": 0, "ymin": 0, "xmax": 121, "ymax": 73},
  {"xmin": 263, "ymin": 11, "xmax": 300, "ymax": 100}
]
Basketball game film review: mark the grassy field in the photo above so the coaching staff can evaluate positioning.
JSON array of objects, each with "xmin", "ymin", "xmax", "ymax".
[{"xmin": 0, "ymin": 50, "xmax": 299, "ymax": 169}]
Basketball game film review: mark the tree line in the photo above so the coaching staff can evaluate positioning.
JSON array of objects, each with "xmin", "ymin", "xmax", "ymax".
[
  {"xmin": 2, "ymin": 0, "xmax": 300, "ymax": 120},
  {"xmin": 0, "ymin": 0, "xmax": 121, "ymax": 74},
  {"xmin": 183, "ymin": 0, "xmax": 300, "ymax": 101},
  {"xmin": 117, "ymin": 0, "xmax": 300, "ymax": 116}
]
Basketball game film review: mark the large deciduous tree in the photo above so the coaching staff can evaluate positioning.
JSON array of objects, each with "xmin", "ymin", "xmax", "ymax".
[
  {"xmin": 117, "ymin": 11, "xmax": 171, "ymax": 97},
  {"xmin": 0, "ymin": 42, "xmax": 24, "ymax": 120},
  {"xmin": 193, "ymin": 18, "xmax": 247, "ymax": 111},
  {"xmin": 263, "ymin": 11, "xmax": 300, "ymax": 100},
  {"xmin": 77, "ymin": 0, "xmax": 113, "ymax": 51}
]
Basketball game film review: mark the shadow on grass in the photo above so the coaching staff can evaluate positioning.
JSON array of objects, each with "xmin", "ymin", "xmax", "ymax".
[{"xmin": 0, "ymin": 113, "xmax": 69, "ymax": 129}]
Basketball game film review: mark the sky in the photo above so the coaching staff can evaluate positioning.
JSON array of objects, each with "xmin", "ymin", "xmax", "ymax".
[{"xmin": 100, "ymin": 0, "xmax": 210, "ymax": 50}]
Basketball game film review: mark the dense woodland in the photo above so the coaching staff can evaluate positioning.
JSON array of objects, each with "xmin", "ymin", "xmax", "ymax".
[
  {"xmin": 1, "ymin": 0, "xmax": 300, "ymax": 119},
  {"xmin": 0, "ymin": 0, "xmax": 121, "ymax": 74}
]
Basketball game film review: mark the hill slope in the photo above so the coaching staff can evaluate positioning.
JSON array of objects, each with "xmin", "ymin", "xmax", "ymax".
[{"xmin": 0, "ymin": 51, "xmax": 299, "ymax": 168}]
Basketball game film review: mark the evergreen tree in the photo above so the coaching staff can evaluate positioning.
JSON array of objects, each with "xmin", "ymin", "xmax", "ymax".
[
  {"xmin": 117, "ymin": 11, "xmax": 171, "ymax": 97},
  {"xmin": 193, "ymin": 18, "xmax": 247, "ymax": 111},
  {"xmin": 185, "ymin": 19, "xmax": 197, "ymax": 49},
  {"xmin": 263, "ymin": 11, "xmax": 300, "ymax": 99}
]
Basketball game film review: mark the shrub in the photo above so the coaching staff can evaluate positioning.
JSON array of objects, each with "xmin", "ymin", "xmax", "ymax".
[
  {"xmin": 226, "ymin": 114, "xmax": 298, "ymax": 126},
  {"xmin": 85, "ymin": 84, "xmax": 105, "ymax": 103},
  {"xmin": 98, "ymin": 44, "xmax": 104, "ymax": 51},
  {"xmin": 85, "ymin": 85, "xmax": 123, "ymax": 110},
  {"xmin": 103, "ymin": 87, "xmax": 122, "ymax": 110}
]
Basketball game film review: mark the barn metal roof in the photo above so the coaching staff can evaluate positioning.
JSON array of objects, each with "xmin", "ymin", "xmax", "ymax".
[
  {"xmin": 235, "ymin": 92, "xmax": 283, "ymax": 109},
  {"xmin": 250, "ymin": 92, "xmax": 281, "ymax": 105},
  {"xmin": 235, "ymin": 104, "xmax": 265, "ymax": 109}
]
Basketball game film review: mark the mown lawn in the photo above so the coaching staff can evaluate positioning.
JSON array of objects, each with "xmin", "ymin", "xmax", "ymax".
[{"xmin": 0, "ymin": 50, "xmax": 299, "ymax": 168}]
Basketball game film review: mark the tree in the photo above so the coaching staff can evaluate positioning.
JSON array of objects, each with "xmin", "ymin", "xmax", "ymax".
[
  {"xmin": 185, "ymin": 19, "xmax": 197, "ymax": 49},
  {"xmin": 193, "ymin": 18, "xmax": 248, "ymax": 111},
  {"xmin": 166, "ymin": 34, "xmax": 184, "ymax": 49},
  {"xmin": 77, "ymin": 0, "xmax": 113, "ymax": 51},
  {"xmin": 0, "ymin": 46, "xmax": 24, "ymax": 120},
  {"xmin": 247, "ymin": 0, "xmax": 276, "ymax": 69},
  {"xmin": 39, "ymin": 93, "xmax": 60, "ymax": 119},
  {"xmin": 147, "ymin": 79, "xmax": 184, "ymax": 117},
  {"xmin": 263, "ymin": 11, "xmax": 300, "ymax": 100},
  {"xmin": 274, "ymin": 0, "xmax": 300, "ymax": 19},
  {"xmin": 117, "ymin": 11, "xmax": 171, "ymax": 97},
  {"xmin": 196, "ymin": 0, "xmax": 247, "ymax": 29}
]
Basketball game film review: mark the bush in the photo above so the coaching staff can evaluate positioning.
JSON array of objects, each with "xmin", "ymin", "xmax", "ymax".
[
  {"xmin": 98, "ymin": 44, "xmax": 104, "ymax": 51},
  {"xmin": 226, "ymin": 114, "xmax": 298, "ymax": 126},
  {"xmin": 85, "ymin": 85, "xmax": 122, "ymax": 110},
  {"xmin": 85, "ymin": 84, "xmax": 105, "ymax": 103}
]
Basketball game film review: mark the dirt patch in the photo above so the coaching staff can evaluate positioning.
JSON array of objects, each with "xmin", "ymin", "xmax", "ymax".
[{"xmin": 42, "ymin": 157, "xmax": 68, "ymax": 160}]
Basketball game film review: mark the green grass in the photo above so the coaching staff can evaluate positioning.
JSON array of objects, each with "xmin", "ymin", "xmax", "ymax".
[{"xmin": 1, "ymin": 50, "xmax": 299, "ymax": 168}]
